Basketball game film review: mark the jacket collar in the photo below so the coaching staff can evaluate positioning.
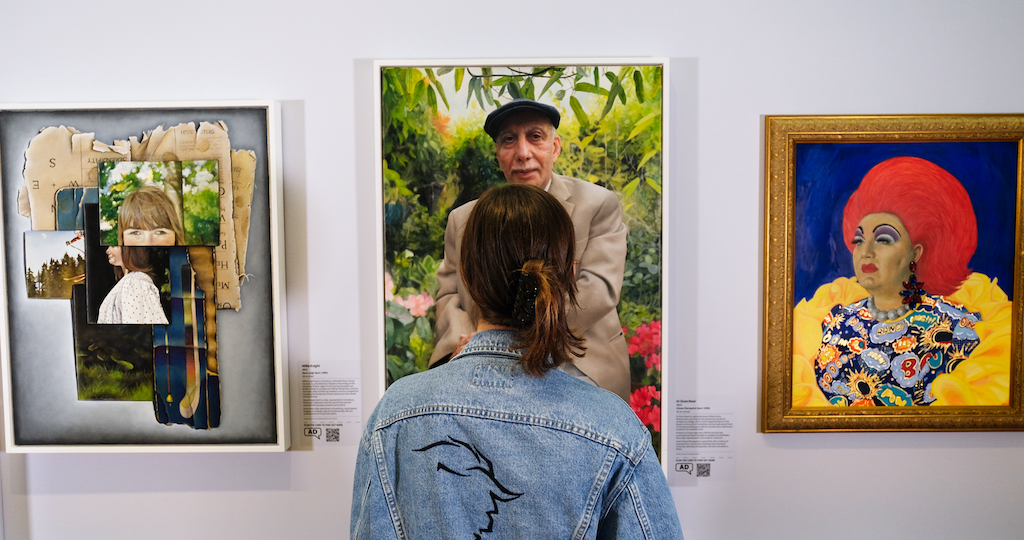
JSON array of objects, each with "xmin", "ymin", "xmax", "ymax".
[
  {"xmin": 547, "ymin": 174, "xmax": 575, "ymax": 216},
  {"xmin": 457, "ymin": 329, "xmax": 523, "ymax": 358}
]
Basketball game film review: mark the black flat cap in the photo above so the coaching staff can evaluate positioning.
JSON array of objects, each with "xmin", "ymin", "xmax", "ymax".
[{"xmin": 483, "ymin": 98, "xmax": 560, "ymax": 139}]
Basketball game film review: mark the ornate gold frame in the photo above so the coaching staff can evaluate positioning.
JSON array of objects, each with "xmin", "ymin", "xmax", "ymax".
[{"xmin": 763, "ymin": 114, "xmax": 1024, "ymax": 432}]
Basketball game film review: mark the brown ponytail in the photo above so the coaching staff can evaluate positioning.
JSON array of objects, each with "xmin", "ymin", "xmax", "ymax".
[
  {"xmin": 461, "ymin": 184, "xmax": 585, "ymax": 375},
  {"xmin": 512, "ymin": 259, "xmax": 585, "ymax": 375}
]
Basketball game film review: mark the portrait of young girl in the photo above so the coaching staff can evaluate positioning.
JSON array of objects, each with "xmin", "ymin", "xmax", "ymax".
[
  {"xmin": 118, "ymin": 185, "xmax": 184, "ymax": 246},
  {"xmin": 98, "ymin": 160, "xmax": 219, "ymax": 247},
  {"xmin": 97, "ymin": 244, "xmax": 169, "ymax": 325}
]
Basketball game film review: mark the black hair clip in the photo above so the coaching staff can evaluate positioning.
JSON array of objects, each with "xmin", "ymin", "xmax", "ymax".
[{"xmin": 511, "ymin": 271, "xmax": 539, "ymax": 327}]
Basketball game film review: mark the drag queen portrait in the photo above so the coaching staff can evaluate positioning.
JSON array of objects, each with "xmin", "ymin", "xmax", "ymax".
[{"xmin": 792, "ymin": 156, "xmax": 1012, "ymax": 407}]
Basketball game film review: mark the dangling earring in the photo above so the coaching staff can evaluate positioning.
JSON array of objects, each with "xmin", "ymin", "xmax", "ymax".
[{"xmin": 901, "ymin": 261, "xmax": 925, "ymax": 307}]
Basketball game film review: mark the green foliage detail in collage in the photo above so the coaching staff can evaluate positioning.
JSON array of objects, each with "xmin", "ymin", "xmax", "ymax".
[{"xmin": 181, "ymin": 160, "xmax": 220, "ymax": 246}]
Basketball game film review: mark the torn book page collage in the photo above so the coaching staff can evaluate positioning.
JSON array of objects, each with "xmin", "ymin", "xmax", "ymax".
[{"xmin": 19, "ymin": 122, "xmax": 257, "ymax": 429}]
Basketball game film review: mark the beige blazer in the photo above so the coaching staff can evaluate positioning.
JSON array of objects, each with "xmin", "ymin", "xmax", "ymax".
[{"xmin": 431, "ymin": 174, "xmax": 631, "ymax": 401}]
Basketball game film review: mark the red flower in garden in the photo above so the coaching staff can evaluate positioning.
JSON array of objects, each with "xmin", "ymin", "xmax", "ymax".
[
  {"xmin": 638, "ymin": 405, "xmax": 661, "ymax": 432},
  {"xmin": 627, "ymin": 320, "xmax": 661, "ymax": 358},
  {"xmin": 645, "ymin": 353, "xmax": 661, "ymax": 371},
  {"xmin": 631, "ymin": 385, "xmax": 660, "ymax": 409},
  {"xmin": 630, "ymin": 385, "xmax": 661, "ymax": 432}
]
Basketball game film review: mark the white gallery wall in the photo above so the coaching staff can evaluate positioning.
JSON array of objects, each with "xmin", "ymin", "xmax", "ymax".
[{"xmin": 1, "ymin": 1, "xmax": 1023, "ymax": 538}]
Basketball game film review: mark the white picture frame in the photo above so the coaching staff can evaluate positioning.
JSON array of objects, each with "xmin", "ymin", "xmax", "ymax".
[
  {"xmin": 0, "ymin": 101, "xmax": 289, "ymax": 452},
  {"xmin": 373, "ymin": 59, "xmax": 669, "ymax": 462}
]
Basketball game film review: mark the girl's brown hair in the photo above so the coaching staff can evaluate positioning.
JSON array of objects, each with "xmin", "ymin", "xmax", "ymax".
[
  {"xmin": 460, "ymin": 184, "xmax": 585, "ymax": 375},
  {"xmin": 118, "ymin": 245, "xmax": 155, "ymax": 277},
  {"xmin": 118, "ymin": 185, "xmax": 185, "ymax": 246}
]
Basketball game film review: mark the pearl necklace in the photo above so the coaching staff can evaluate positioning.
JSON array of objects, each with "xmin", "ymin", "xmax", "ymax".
[{"xmin": 865, "ymin": 296, "xmax": 909, "ymax": 322}]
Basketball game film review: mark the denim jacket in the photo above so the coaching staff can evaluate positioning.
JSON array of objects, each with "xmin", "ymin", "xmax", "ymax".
[{"xmin": 351, "ymin": 330, "xmax": 683, "ymax": 539}]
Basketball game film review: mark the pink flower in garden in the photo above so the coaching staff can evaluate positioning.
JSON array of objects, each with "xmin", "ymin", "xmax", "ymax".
[
  {"xmin": 395, "ymin": 292, "xmax": 435, "ymax": 317},
  {"xmin": 384, "ymin": 272, "xmax": 395, "ymax": 301},
  {"xmin": 627, "ymin": 320, "xmax": 661, "ymax": 358},
  {"xmin": 645, "ymin": 353, "xmax": 661, "ymax": 371}
]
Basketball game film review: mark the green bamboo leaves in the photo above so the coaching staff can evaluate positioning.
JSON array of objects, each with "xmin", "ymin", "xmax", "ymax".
[{"xmin": 401, "ymin": 65, "xmax": 661, "ymax": 135}]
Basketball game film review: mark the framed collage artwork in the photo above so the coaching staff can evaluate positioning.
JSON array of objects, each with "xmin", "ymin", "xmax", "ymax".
[{"xmin": 0, "ymin": 101, "xmax": 289, "ymax": 451}]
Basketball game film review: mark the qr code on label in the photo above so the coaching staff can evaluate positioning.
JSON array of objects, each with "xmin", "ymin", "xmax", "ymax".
[
  {"xmin": 696, "ymin": 463, "xmax": 711, "ymax": 477},
  {"xmin": 326, "ymin": 428, "xmax": 340, "ymax": 442}
]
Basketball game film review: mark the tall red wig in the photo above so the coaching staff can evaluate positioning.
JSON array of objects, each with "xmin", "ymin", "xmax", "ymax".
[{"xmin": 842, "ymin": 156, "xmax": 977, "ymax": 296}]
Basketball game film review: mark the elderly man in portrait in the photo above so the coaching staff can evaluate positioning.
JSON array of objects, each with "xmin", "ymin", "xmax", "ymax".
[{"xmin": 430, "ymin": 98, "xmax": 631, "ymax": 402}]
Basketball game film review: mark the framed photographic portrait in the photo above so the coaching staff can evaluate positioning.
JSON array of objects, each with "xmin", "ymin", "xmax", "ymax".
[
  {"xmin": 374, "ymin": 59, "xmax": 669, "ymax": 456},
  {"xmin": 0, "ymin": 101, "xmax": 289, "ymax": 452},
  {"xmin": 763, "ymin": 114, "xmax": 1024, "ymax": 432}
]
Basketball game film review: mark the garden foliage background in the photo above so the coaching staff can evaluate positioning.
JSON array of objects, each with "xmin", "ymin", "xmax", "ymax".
[{"xmin": 380, "ymin": 62, "xmax": 665, "ymax": 450}]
